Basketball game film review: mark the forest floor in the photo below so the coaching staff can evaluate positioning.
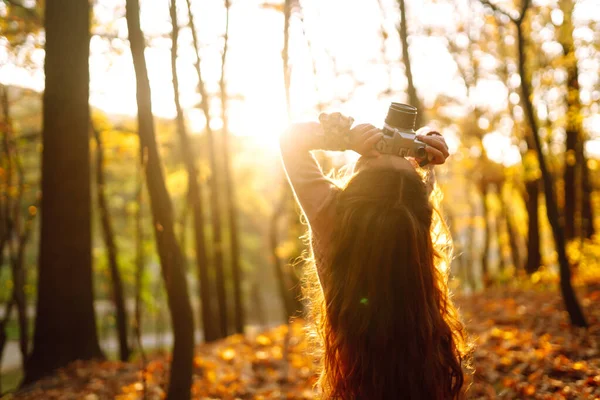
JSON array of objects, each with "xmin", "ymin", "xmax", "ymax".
[{"xmin": 6, "ymin": 284, "xmax": 600, "ymax": 399}]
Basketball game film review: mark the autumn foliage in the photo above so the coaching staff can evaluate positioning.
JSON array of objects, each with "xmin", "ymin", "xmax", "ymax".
[{"xmin": 8, "ymin": 284, "xmax": 599, "ymax": 399}]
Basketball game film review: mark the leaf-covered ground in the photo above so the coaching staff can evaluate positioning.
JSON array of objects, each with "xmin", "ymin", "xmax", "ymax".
[{"xmin": 8, "ymin": 285, "xmax": 600, "ymax": 399}]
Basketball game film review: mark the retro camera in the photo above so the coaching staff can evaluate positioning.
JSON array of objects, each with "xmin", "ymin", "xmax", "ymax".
[{"xmin": 374, "ymin": 103, "xmax": 427, "ymax": 159}]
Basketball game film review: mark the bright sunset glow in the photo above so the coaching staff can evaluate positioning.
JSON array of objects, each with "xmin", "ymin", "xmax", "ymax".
[{"xmin": 1, "ymin": 0, "xmax": 599, "ymax": 163}]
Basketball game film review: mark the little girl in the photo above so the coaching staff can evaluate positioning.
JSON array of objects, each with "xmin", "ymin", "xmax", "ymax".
[{"xmin": 280, "ymin": 112, "xmax": 469, "ymax": 399}]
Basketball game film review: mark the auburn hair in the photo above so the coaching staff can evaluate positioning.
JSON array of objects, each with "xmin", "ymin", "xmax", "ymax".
[{"xmin": 303, "ymin": 166, "xmax": 471, "ymax": 399}]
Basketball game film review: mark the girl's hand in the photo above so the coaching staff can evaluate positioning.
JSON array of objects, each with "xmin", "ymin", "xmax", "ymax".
[
  {"xmin": 348, "ymin": 123, "xmax": 383, "ymax": 157},
  {"xmin": 416, "ymin": 127, "xmax": 449, "ymax": 165}
]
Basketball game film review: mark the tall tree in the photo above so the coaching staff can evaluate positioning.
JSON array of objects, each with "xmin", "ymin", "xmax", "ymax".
[
  {"xmin": 169, "ymin": 0, "xmax": 219, "ymax": 343},
  {"xmin": 398, "ymin": 0, "xmax": 423, "ymax": 126},
  {"xmin": 126, "ymin": 0, "xmax": 195, "ymax": 397},
  {"xmin": 218, "ymin": 0, "xmax": 245, "ymax": 334},
  {"xmin": 495, "ymin": 19, "xmax": 541, "ymax": 274},
  {"xmin": 24, "ymin": 0, "xmax": 103, "ymax": 383},
  {"xmin": 186, "ymin": 0, "xmax": 229, "ymax": 338},
  {"xmin": 91, "ymin": 119, "xmax": 130, "ymax": 362},
  {"xmin": 558, "ymin": 0, "xmax": 595, "ymax": 240},
  {"xmin": 480, "ymin": 0, "xmax": 587, "ymax": 327},
  {"xmin": 269, "ymin": 0, "xmax": 302, "ymax": 320}
]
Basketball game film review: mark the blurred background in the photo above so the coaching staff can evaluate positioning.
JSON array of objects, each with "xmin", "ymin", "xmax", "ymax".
[{"xmin": 1, "ymin": 0, "xmax": 599, "ymax": 398}]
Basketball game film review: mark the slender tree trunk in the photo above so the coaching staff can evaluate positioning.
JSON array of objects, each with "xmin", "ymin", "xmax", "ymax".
[
  {"xmin": 185, "ymin": 0, "xmax": 228, "ymax": 338},
  {"xmin": 126, "ymin": 0, "xmax": 195, "ymax": 397},
  {"xmin": 494, "ymin": 208, "xmax": 508, "ymax": 274},
  {"xmin": 0, "ymin": 297, "xmax": 15, "ymax": 392},
  {"xmin": 524, "ymin": 180, "xmax": 541, "ymax": 273},
  {"xmin": 1, "ymin": 84, "xmax": 30, "ymax": 368},
  {"xmin": 92, "ymin": 122, "xmax": 130, "ymax": 362},
  {"xmin": 398, "ymin": 0, "xmax": 422, "ymax": 126},
  {"xmin": 219, "ymin": 0, "xmax": 244, "ymax": 335},
  {"xmin": 134, "ymin": 155, "xmax": 146, "ymax": 358},
  {"xmin": 564, "ymin": 125, "xmax": 577, "ymax": 240},
  {"xmin": 479, "ymin": 183, "xmax": 491, "ymax": 286},
  {"xmin": 270, "ymin": 186, "xmax": 296, "ymax": 319},
  {"xmin": 499, "ymin": 185, "xmax": 521, "ymax": 271},
  {"xmin": 580, "ymin": 154, "xmax": 594, "ymax": 239},
  {"xmin": 558, "ymin": 0, "xmax": 594, "ymax": 240},
  {"xmin": 465, "ymin": 195, "xmax": 478, "ymax": 290},
  {"xmin": 169, "ymin": 0, "xmax": 219, "ymax": 343},
  {"xmin": 269, "ymin": 0, "xmax": 298, "ymax": 320},
  {"xmin": 514, "ymin": 8, "xmax": 587, "ymax": 327},
  {"xmin": 24, "ymin": 0, "xmax": 103, "ymax": 383},
  {"xmin": 495, "ymin": 20, "xmax": 542, "ymax": 273}
]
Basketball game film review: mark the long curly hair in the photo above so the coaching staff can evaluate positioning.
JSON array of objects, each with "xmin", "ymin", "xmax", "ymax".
[{"xmin": 303, "ymin": 166, "xmax": 471, "ymax": 399}]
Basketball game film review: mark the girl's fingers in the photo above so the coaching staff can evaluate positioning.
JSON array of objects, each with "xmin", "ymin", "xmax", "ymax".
[
  {"xmin": 358, "ymin": 127, "xmax": 382, "ymax": 143},
  {"xmin": 416, "ymin": 126, "xmax": 434, "ymax": 136},
  {"xmin": 362, "ymin": 131, "xmax": 384, "ymax": 156},
  {"xmin": 351, "ymin": 123, "xmax": 376, "ymax": 136},
  {"xmin": 417, "ymin": 134, "xmax": 449, "ymax": 158},
  {"xmin": 424, "ymin": 145, "xmax": 445, "ymax": 164}
]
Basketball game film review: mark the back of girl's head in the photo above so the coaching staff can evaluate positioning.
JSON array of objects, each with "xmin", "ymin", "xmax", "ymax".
[{"xmin": 305, "ymin": 166, "xmax": 469, "ymax": 399}]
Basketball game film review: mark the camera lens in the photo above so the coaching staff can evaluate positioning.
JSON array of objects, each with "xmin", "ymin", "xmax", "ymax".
[
  {"xmin": 385, "ymin": 102, "xmax": 417, "ymax": 132},
  {"xmin": 415, "ymin": 147, "xmax": 427, "ymax": 159}
]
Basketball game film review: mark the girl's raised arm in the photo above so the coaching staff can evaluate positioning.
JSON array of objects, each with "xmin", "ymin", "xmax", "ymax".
[
  {"xmin": 279, "ymin": 121, "xmax": 338, "ymax": 228},
  {"xmin": 279, "ymin": 115, "xmax": 384, "ymax": 227}
]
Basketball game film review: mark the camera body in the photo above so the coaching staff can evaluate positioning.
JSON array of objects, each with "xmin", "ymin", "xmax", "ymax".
[{"xmin": 374, "ymin": 103, "xmax": 427, "ymax": 159}]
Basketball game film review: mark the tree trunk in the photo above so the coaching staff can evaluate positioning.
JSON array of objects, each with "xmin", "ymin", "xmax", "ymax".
[
  {"xmin": 479, "ymin": 183, "xmax": 491, "ymax": 286},
  {"xmin": 398, "ymin": 0, "xmax": 422, "ymax": 126},
  {"xmin": 219, "ymin": 0, "xmax": 244, "ymax": 335},
  {"xmin": 270, "ymin": 0, "xmax": 299, "ymax": 320},
  {"xmin": 495, "ymin": 210, "xmax": 508, "ymax": 275},
  {"xmin": 499, "ymin": 185, "xmax": 521, "ymax": 271},
  {"xmin": 270, "ymin": 186, "xmax": 296, "ymax": 319},
  {"xmin": 169, "ymin": 0, "xmax": 219, "ymax": 343},
  {"xmin": 0, "ymin": 298, "xmax": 15, "ymax": 392},
  {"xmin": 185, "ymin": 0, "xmax": 228, "ymax": 338},
  {"xmin": 24, "ymin": 0, "xmax": 103, "ymax": 383},
  {"xmin": 1, "ymin": 84, "xmax": 30, "ymax": 369},
  {"xmin": 558, "ymin": 0, "xmax": 594, "ymax": 241},
  {"xmin": 465, "ymin": 199, "xmax": 478, "ymax": 290},
  {"xmin": 524, "ymin": 179, "xmax": 541, "ymax": 274},
  {"xmin": 563, "ymin": 124, "xmax": 577, "ymax": 240},
  {"xmin": 92, "ymin": 121, "xmax": 131, "ymax": 362},
  {"xmin": 580, "ymin": 153, "xmax": 594, "ymax": 239},
  {"xmin": 126, "ymin": 0, "xmax": 195, "ymax": 397},
  {"xmin": 134, "ymin": 156, "xmax": 145, "ymax": 358},
  {"xmin": 514, "ymin": 10, "xmax": 586, "ymax": 326}
]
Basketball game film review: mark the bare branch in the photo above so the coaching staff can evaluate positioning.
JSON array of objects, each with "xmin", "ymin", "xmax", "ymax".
[{"xmin": 517, "ymin": 0, "xmax": 531, "ymax": 24}]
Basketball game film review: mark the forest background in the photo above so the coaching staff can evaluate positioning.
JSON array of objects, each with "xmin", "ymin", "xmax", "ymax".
[{"xmin": 1, "ymin": 0, "xmax": 600, "ymax": 398}]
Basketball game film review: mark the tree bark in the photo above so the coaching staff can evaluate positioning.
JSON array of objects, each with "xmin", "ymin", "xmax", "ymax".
[
  {"xmin": 398, "ymin": 0, "xmax": 422, "ymax": 126},
  {"xmin": 92, "ymin": 121, "xmax": 131, "ymax": 362},
  {"xmin": 170, "ymin": 0, "xmax": 219, "ymax": 343},
  {"xmin": 24, "ymin": 0, "xmax": 103, "ymax": 383},
  {"xmin": 126, "ymin": 0, "xmax": 195, "ymax": 397},
  {"xmin": 185, "ymin": 0, "xmax": 228, "ymax": 338},
  {"xmin": 219, "ymin": 0, "xmax": 244, "ymax": 335}
]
